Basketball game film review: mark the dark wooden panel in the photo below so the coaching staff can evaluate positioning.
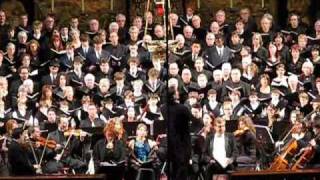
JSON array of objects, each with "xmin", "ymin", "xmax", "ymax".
[
  {"xmin": 231, "ymin": 169, "xmax": 320, "ymax": 180},
  {"xmin": 0, "ymin": 174, "xmax": 106, "ymax": 180}
]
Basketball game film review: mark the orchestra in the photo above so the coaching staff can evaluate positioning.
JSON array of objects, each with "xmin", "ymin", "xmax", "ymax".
[{"xmin": 0, "ymin": 2, "xmax": 319, "ymax": 180}]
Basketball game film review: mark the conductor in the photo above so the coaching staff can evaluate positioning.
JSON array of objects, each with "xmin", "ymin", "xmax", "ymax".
[{"xmin": 161, "ymin": 86, "xmax": 192, "ymax": 180}]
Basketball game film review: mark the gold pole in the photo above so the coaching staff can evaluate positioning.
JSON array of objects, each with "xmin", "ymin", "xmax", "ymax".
[
  {"xmin": 51, "ymin": 0, "xmax": 55, "ymax": 12},
  {"xmin": 169, "ymin": 0, "xmax": 174, "ymax": 39},
  {"xmin": 81, "ymin": 0, "xmax": 85, "ymax": 13},
  {"xmin": 144, "ymin": 0, "xmax": 151, "ymax": 36},
  {"xmin": 111, "ymin": 0, "xmax": 114, "ymax": 11}
]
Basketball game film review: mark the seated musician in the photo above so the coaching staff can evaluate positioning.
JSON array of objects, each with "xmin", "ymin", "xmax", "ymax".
[
  {"xmin": 93, "ymin": 122, "xmax": 126, "ymax": 180},
  {"xmin": 201, "ymin": 117, "xmax": 238, "ymax": 180},
  {"xmin": 234, "ymin": 116, "xmax": 256, "ymax": 165},
  {"xmin": 109, "ymin": 118, "xmax": 127, "ymax": 142},
  {"xmin": 275, "ymin": 112, "xmax": 312, "ymax": 150},
  {"xmin": 299, "ymin": 115, "xmax": 320, "ymax": 168},
  {"xmin": 7, "ymin": 128, "xmax": 38, "ymax": 175},
  {"xmin": 44, "ymin": 115, "xmax": 87, "ymax": 174},
  {"xmin": 127, "ymin": 123, "xmax": 160, "ymax": 179}
]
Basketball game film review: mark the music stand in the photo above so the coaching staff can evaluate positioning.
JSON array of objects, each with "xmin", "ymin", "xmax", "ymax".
[
  {"xmin": 98, "ymin": 161, "xmax": 125, "ymax": 180},
  {"xmin": 254, "ymin": 125, "xmax": 274, "ymax": 145},
  {"xmin": 81, "ymin": 127, "xmax": 104, "ymax": 149}
]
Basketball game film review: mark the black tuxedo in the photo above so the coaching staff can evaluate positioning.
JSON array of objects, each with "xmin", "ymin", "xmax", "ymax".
[
  {"xmin": 193, "ymin": 27, "xmax": 207, "ymax": 42},
  {"xmin": 143, "ymin": 81, "xmax": 166, "ymax": 103},
  {"xmin": 109, "ymin": 85, "xmax": 130, "ymax": 105},
  {"xmin": 202, "ymin": 133, "xmax": 238, "ymax": 163},
  {"xmin": 48, "ymin": 129, "xmax": 86, "ymax": 172}
]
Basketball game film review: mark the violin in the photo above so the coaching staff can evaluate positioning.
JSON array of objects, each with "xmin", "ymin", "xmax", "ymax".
[
  {"xmin": 35, "ymin": 136, "xmax": 57, "ymax": 149},
  {"xmin": 63, "ymin": 129, "xmax": 91, "ymax": 137},
  {"xmin": 234, "ymin": 127, "xmax": 249, "ymax": 137}
]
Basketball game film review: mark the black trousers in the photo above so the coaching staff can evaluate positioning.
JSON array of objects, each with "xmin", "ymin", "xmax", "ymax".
[
  {"xmin": 170, "ymin": 161, "xmax": 189, "ymax": 180},
  {"xmin": 205, "ymin": 162, "xmax": 234, "ymax": 180}
]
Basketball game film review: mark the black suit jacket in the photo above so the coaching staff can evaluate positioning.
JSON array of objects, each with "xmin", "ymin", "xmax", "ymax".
[
  {"xmin": 203, "ymin": 46, "xmax": 233, "ymax": 71},
  {"xmin": 202, "ymin": 132, "xmax": 238, "ymax": 164},
  {"xmin": 161, "ymin": 102, "xmax": 191, "ymax": 164},
  {"xmin": 8, "ymin": 140, "xmax": 35, "ymax": 175},
  {"xmin": 75, "ymin": 46, "xmax": 94, "ymax": 60},
  {"xmin": 48, "ymin": 129, "xmax": 82, "ymax": 158},
  {"xmin": 59, "ymin": 54, "xmax": 74, "ymax": 72},
  {"xmin": 41, "ymin": 74, "xmax": 56, "ymax": 86},
  {"xmin": 79, "ymin": 118, "xmax": 105, "ymax": 128},
  {"xmin": 86, "ymin": 49, "xmax": 110, "ymax": 66}
]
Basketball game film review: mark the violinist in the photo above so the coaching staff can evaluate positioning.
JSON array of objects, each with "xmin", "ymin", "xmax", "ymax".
[
  {"xmin": 234, "ymin": 116, "xmax": 256, "ymax": 165},
  {"xmin": 46, "ymin": 115, "xmax": 87, "ymax": 174},
  {"xmin": 7, "ymin": 128, "xmax": 37, "ymax": 175},
  {"xmin": 0, "ymin": 119, "xmax": 18, "ymax": 173},
  {"xmin": 93, "ymin": 123, "xmax": 126, "ymax": 180},
  {"xmin": 27, "ymin": 126, "xmax": 43, "ymax": 163}
]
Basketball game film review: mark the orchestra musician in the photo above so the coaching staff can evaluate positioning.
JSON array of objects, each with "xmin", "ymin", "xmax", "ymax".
[
  {"xmin": 93, "ymin": 122, "xmax": 126, "ymax": 180},
  {"xmin": 234, "ymin": 116, "xmax": 256, "ymax": 165},
  {"xmin": 275, "ymin": 112, "xmax": 312, "ymax": 150},
  {"xmin": 7, "ymin": 128, "xmax": 38, "ymax": 175},
  {"xmin": 127, "ymin": 123, "xmax": 160, "ymax": 180},
  {"xmin": 45, "ymin": 115, "xmax": 87, "ymax": 174},
  {"xmin": 291, "ymin": 115, "xmax": 320, "ymax": 169},
  {"xmin": 202, "ymin": 117, "xmax": 238, "ymax": 180},
  {"xmin": 0, "ymin": 119, "xmax": 18, "ymax": 175}
]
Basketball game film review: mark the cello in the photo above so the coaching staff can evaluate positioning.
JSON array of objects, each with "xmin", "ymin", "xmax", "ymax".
[
  {"xmin": 291, "ymin": 134, "xmax": 320, "ymax": 170},
  {"xmin": 269, "ymin": 138, "xmax": 299, "ymax": 171}
]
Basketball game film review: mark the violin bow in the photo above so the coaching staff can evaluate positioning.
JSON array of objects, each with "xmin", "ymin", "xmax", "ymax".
[
  {"xmin": 39, "ymin": 134, "xmax": 50, "ymax": 166},
  {"xmin": 57, "ymin": 132, "xmax": 73, "ymax": 161},
  {"xmin": 25, "ymin": 133, "xmax": 39, "ymax": 166}
]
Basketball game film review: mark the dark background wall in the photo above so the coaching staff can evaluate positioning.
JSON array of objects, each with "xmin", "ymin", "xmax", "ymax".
[{"xmin": 0, "ymin": 0, "xmax": 319, "ymax": 29}]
